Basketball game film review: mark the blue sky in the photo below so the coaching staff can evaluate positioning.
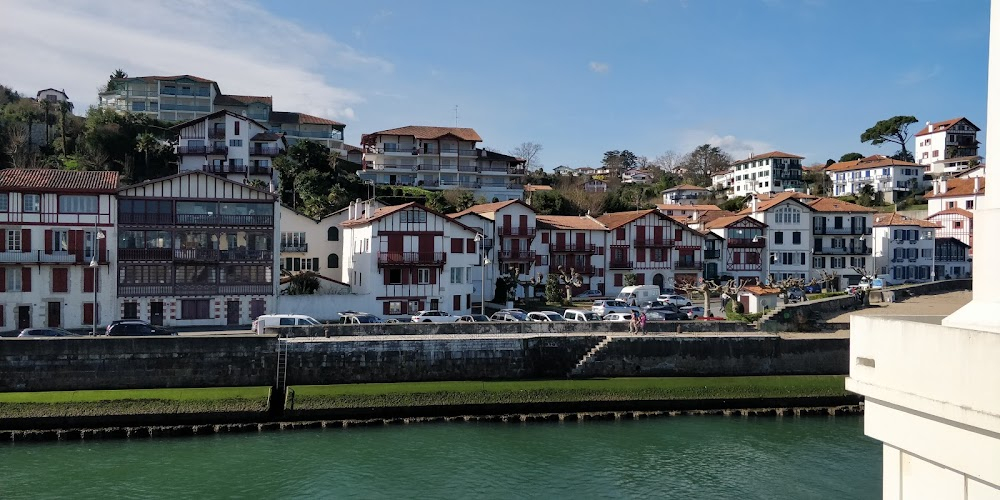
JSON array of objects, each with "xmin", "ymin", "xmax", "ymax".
[{"xmin": 2, "ymin": 0, "xmax": 989, "ymax": 168}]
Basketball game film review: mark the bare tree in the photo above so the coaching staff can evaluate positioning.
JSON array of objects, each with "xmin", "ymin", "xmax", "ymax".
[
  {"xmin": 509, "ymin": 142, "xmax": 543, "ymax": 171},
  {"xmin": 651, "ymin": 150, "xmax": 679, "ymax": 172},
  {"xmin": 675, "ymin": 277, "xmax": 720, "ymax": 317},
  {"xmin": 556, "ymin": 266, "xmax": 583, "ymax": 303}
]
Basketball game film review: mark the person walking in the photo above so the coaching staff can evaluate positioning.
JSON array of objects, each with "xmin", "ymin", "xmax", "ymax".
[
  {"xmin": 639, "ymin": 312, "xmax": 647, "ymax": 335},
  {"xmin": 629, "ymin": 312, "xmax": 639, "ymax": 335}
]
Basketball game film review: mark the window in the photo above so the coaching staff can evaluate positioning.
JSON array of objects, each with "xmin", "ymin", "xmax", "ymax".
[
  {"xmin": 541, "ymin": 232, "xmax": 549, "ymax": 244},
  {"xmin": 933, "ymin": 150, "xmax": 939, "ymax": 158},
  {"xmin": 52, "ymin": 230, "xmax": 69, "ymax": 252},
  {"xmin": 6, "ymin": 268, "xmax": 22, "ymax": 291},
  {"xmin": 229, "ymin": 139, "xmax": 243, "ymax": 147},
  {"xmin": 234, "ymin": 121, "xmax": 240, "ymax": 135},
  {"xmin": 792, "ymin": 232, "xmax": 801, "ymax": 245},
  {"xmin": 834, "ymin": 216, "xmax": 843, "ymax": 229},
  {"xmin": 388, "ymin": 269, "xmax": 402, "ymax": 285},
  {"xmin": 401, "ymin": 209, "xmax": 427, "ymax": 223},
  {"xmin": 813, "ymin": 257, "xmax": 826, "ymax": 268},
  {"xmin": 131, "ymin": 102, "xmax": 146, "ymax": 112},
  {"xmin": 450, "ymin": 267, "xmax": 464, "ymax": 284},
  {"xmin": 774, "ymin": 206, "xmax": 800, "ymax": 224},
  {"xmin": 616, "ymin": 228, "xmax": 625, "ymax": 240},
  {"xmin": 52, "ymin": 268, "xmax": 68, "ymax": 293},
  {"xmin": 6, "ymin": 229, "xmax": 21, "ymax": 251},
  {"xmin": 123, "ymin": 303, "xmax": 139, "ymax": 319},
  {"xmin": 181, "ymin": 299, "xmax": 211, "ymax": 320},
  {"xmin": 281, "ymin": 232, "xmax": 307, "ymax": 250},
  {"xmin": 327, "ymin": 254, "xmax": 339, "ymax": 269},
  {"xmin": 58, "ymin": 195, "xmax": 99, "ymax": 214},
  {"xmin": 947, "ymin": 201, "xmax": 956, "ymax": 209},
  {"xmin": 417, "ymin": 268, "xmax": 430, "ymax": 284},
  {"xmin": 774, "ymin": 232, "xmax": 784, "ymax": 244},
  {"xmin": 23, "ymin": 194, "xmax": 40, "ymax": 213},
  {"xmin": 953, "ymin": 221, "xmax": 962, "ymax": 229},
  {"xmin": 0, "ymin": 193, "xmax": 6, "ymax": 211},
  {"xmin": 388, "ymin": 301, "xmax": 403, "ymax": 315},
  {"xmin": 966, "ymin": 200, "xmax": 974, "ymax": 209},
  {"xmin": 327, "ymin": 227, "xmax": 339, "ymax": 241}
]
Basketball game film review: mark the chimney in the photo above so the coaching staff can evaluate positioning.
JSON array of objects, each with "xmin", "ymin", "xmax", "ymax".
[
  {"xmin": 348, "ymin": 201, "xmax": 356, "ymax": 220},
  {"xmin": 932, "ymin": 179, "xmax": 939, "ymax": 196},
  {"xmin": 926, "ymin": 121, "xmax": 932, "ymax": 133},
  {"xmin": 751, "ymin": 196, "xmax": 758, "ymax": 215},
  {"xmin": 941, "ymin": 178, "xmax": 948, "ymax": 194},
  {"xmin": 975, "ymin": 176, "xmax": 981, "ymax": 194},
  {"xmin": 692, "ymin": 210, "xmax": 700, "ymax": 222},
  {"xmin": 355, "ymin": 198, "xmax": 363, "ymax": 219}
]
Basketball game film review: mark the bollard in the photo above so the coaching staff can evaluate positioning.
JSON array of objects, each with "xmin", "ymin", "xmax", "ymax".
[
  {"xmin": 324, "ymin": 327, "xmax": 330, "ymax": 338},
  {"xmin": 676, "ymin": 324, "xmax": 682, "ymax": 334}
]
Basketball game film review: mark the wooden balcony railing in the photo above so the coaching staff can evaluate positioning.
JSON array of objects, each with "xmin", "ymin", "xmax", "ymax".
[
  {"xmin": 377, "ymin": 252, "xmax": 446, "ymax": 266},
  {"xmin": 634, "ymin": 239, "xmax": 675, "ymax": 248},
  {"xmin": 550, "ymin": 243, "xmax": 596, "ymax": 253}
]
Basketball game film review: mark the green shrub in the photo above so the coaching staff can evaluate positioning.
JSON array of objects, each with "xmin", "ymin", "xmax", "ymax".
[{"xmin": 807, "ymin": 291, "xmax": 847, "ymax": 300}]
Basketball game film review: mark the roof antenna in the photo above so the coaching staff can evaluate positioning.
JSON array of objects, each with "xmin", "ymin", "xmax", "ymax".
[{"xmin": 454, "ymin": 105, "xmax": 459, "ymax": 126}]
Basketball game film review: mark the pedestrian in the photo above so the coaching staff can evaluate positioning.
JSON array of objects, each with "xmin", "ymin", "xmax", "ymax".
[
  {"xmin": 639, "ymin": 312, "xmax": 647, "ymax": 335},
  {"xmin": 721, "ymin": 292, "xmax": 730, "ymax": 309},
  {"xmin": 629, "ymin": 313, "xmax": 639, "ymax": 334}
]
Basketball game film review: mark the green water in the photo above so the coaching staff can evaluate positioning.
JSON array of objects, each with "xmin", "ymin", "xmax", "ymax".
[{"xmin": 0, "ymin": 416, "xmax": 879, "ymax": 499}]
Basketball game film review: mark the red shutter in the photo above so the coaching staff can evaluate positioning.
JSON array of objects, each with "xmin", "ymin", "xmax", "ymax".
[
  {"xmin": 636, "ymin": 225, "xmax": 645, "ymax": 242},
  {"xmin": 53, "ymin": 268, "xmax": 68, "ymax": 293},
  {"xmin": 384, "ymin": 270, "xmax": 390, "ymax": 285},
  {"xmin": 450, "ymin": 238, "xmax": 461, "ymax": 253},
  {"xmin": 21, "ymin": 229, "xmax": 30, "ymax": 252},
  {"xmin": 541, "ymin": 232, "xmax": 549, "ymax": 244},
  {"xmin": 0, "ymin": 305, "xmax": 4, "ymax": 326},
  {"xmin": 0, "ymin": 268, "xmax": 5, "ymax": 292},
  {"xmin": 72, "ymin": 230, "xmax": 84, "ymax": 263},
  {"xmin": 534, "ymin": 255, "xmax": 542, "ymax": 266},
  {"xmin": 45, "ymin": 230, "xmax": 52, "ymax": 254},
  {"xmin": 383, "ymin": 302, "xmax": 391, "ymax": 315},
  {"xmin": 84, "ymin": 267, "xmax": 94, "ymax": 293},
  {"xmin": 98, "ymin": 233, "xmax": 107, "ymax": 262},
  {"xmin": 83, "ymin": 303, "xmax": 94, "ymax": 325},
  {"xmin": 616, "ymin": 228, "xmax": 625, "ymax": 240},
  {"xmin": 430, "ymin": 269, "xmax": 437, "ymax": 285},
  {"xmin": 466, "ymin": 239, "xmax": 475, "ymax": 253},
  {"xmin": 614, "ymin": 273, "xmax": 623, "ymax": 286},
  {"xmin": 402, "ymin": 268, "xmax": 410, "ymax": 285},
  {"xmin": 453, "ymin": 295, "xmax": 461, "ymax": 311},
  {"xmin": 675, "ymin": 229, "xmax": 683, "ymax": 241},
  {"xmin": 653, "ymin": 227, "xmax": 663, "ymax": 243},
  {"xmin": 519, "ymin": 214, "xmax": 528, "ymax": 231},
  {"xmin": 636, "ymin": 249, "xmax": 645, "ymax": 263},
  {"xmin": 21, "ymin": 267, "xmax": 31, "ymax": 292}
]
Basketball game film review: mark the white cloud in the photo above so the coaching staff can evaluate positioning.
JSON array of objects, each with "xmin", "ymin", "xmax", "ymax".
[
  {"xmin": 0, "ymin": 0, "xmax": 393, "ymax": 122},
  {"xmin": 897, "ymin": 64, "xmax": 943, "ymax": 85},
  {"xmin": 589, "ymin": 61, "xmax": 610, "ymax": 74}
]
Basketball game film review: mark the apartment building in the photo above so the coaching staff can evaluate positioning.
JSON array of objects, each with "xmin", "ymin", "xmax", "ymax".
[
  {"xmin": 740, "ymin": 193, "xmax": 814, "ymax": 282},
  {"xmin": 807, "ymin": 197, "xmax": 876, "ymax": 288},
  {"xmin": 914, "ymin": 117, "xmax": 980, "ymax": 170},
  {"xmin": 872, "ymin": 213, "xmax": 938, "ymax": 282},
  {"xmin": 926, "ymin": 177, "xmax": 985, "ymax": 213},
  {"xmin": 534, "ymin": 215, "xmax": 608, "ymax": 295},
  {"xmin": 622, "ymin": 170, "xmax": 654, "ymax": 184},
  {"xmin": 701, "ymin": 231, "xmax": 724, "ymax": 281},
  {"xmin": 661, "ymin": 184, "xmax": 710, "ymax": 205},
  {"xmin": 711, "ymin": 169, "xmax": 734, "ymax": 196},
  {"xmin": 703, "ymin": 215, "xmax": 767, "ymax": 285},
  {"xmin": 825, "ymin": 155, "xmax": 924, "ymax": 202},
  {"xmin": 0, "ymin": 169, "xmax": 118, "ymax": 331},
  {"xmin": 277, "ymin": 202, "xmax": 377, "ymax": 283},
  {"xmin": 359, "ymin": 126, "xmax": 526, "ymax": 201},
  {"xmin": 341, "ymin": 202, "xmax": 478, "ymax": 318},
  {"xmin": 730, "ymin": 151, "xmax": 806, "ymax": 198},
  {"xmin": 116, "ymin": 171, "xmax": 278, "ymax": 326},
  {"xmin": 596, "ymin": 209, "xmax": 703, "ymax": 294},
  {"xmin": 172, "ymin": 110, "xmax": 284, "ymax": 186}
]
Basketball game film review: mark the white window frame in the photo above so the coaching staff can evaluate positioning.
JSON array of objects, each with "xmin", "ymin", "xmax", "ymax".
[
  {"xmin": 0, "ymin": 193, "xmax": 8, "ymax": 211},
  {"xmin": 23, "ymin": 194, "xmax": 40, "ymax": 213},
  {"xmin": 53, "ymin": 230, "xmax": 69, "ymax": 253},
  {"xmin": 7, "ymin": 229, "xmax": 21, "ymax": 252},
  {"xmin": 6, "ymin": 268, "xmax": 22, "ymax": 291},
  {"xmin": 417, "ymin": 268, "xmax": 430, "ymax": 285}
]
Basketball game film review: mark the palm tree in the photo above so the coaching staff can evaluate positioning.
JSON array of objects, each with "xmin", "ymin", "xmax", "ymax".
[
  {"xmin": 106, "ymin": 69, "xmax": 128, "ymax": 92},
  {"xmin": 135, "ymin": 132, "xmax": 158, "ymax": 172},
  {"xmin": 41, "ymin": 99, "xmax": 52, "ymax": 145},
  {"xmin": 58, "ymin": 100, "xmax": 73, "ymax": 159}
]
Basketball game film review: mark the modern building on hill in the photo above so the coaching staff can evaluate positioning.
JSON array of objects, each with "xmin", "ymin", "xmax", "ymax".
[
  {"xmin": 656, "ymin": 204, "xmax": 721, "ymax": 219},
  {"xmin": 36, "ymin": 88, "xmax": 68, "ymax": 103},
  {"xmin": 711, "ymin": 170, "xmax": 734, "ymax": 197},
  {"xmin": 584, "ymin": 179, "xmax": 608, "ymax": 193},
  {"xmin": 340, "ymin": 202, "xmax": 479, "ymax": 318},
  {"xmin": 661, "ymin": 184, "xmax": 710, "ymax": 205},
  {"xmin": 116, "ymin": 171, "xmax": 278, "ymax": 327},
  {"xmin": 729, "ymin": 151, "xmax": 806, "ymax": 198},
  {"xmin": 805, "ymin": 197, "xmax": 876, "ymax": 288},
  {"xmin": 926, "ymin": 177, "xmax": 985, "ymax": 213},
  {"xmin": 359, "ymin": 126, "xmax": 526, "ymax": 201},
  {"xmin": 622, "ymin": 169, "xmax": 654, "ymax": 184},
  {"xmin": 914, "ymin": 117, "xmax": 980, "ymax": 169},
  {"xmin": 0, "ymin": 169, "xmax": 118, "ymax": 331},
  {"xmin": 824, "ymin": 155, "xmax": 924, "ymax": 202},
  {"xmin": 171, "ymin": 110, "xmax": 284, "ymax": 186},
  {"xmin": 534, "ymin": 215, "xmax": 609, "ymax": 295},
  {"xmin": 872, "ymin": 213, "xmax": 938, "ymax": 282},
  {"xmin": 739, "ymin": 193, "xmax": 814, "ymax": 282}
]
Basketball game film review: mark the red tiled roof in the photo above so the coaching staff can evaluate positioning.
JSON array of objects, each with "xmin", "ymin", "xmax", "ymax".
[
  {"xmin": 731, "ymin": 151, "xmax": 804, "ymax": 165},
  {"xmin": 596, "ymin": 209, "xmax": 667, "ymax": 229},
  {"xmin": 914, "ymin": 117, "xmax": 979, "ymax": 137},
  {"xmin": 524, "ymin": 184, "xmax": 554, "ymax": 192},
  {"xmin": 824, "ymin": 155, "xmax": 921, "ymax": 173},
  {"xmin": 743, "ymin": 285, "xmax": 781, "ymax": 295},
  {"xmin": 695, "ymin": 210, "xmax": 737, "ymax": 224},
  {"xmin": 806, "ymin": 197, "xmax": 877, "ymax": 213},
  {"xmin": 873, "ymin": 213, "xmax": 940, "ymax": 228},
  {"xmin": 737, "ymin": 192, "xmax": 815, "ymax": 214},
  {"xmin": 342, "ymin": 202, "xmax": 477, "ymax": 232},
  {"xmin": 214, "ymin": 94, "xmax": 272, "ymax": 106},
  {"xmin": 928, "ymin": 207, "xmax": 974, "ymax": 219},
  {"xmin": 270, "ymin": 111, "xmax": 345, "ymax": 127},
  {"xmin": 662, "ymin": 184, "xmax": 710, "ymax": 192},
  {"xmin": 250, "ymin": 132, "xmax": 283, "ymax": 141},
  {"xmin": 366, "ymin": 125, "xmax": 482, "ymax": 142},
  {"xmin": 536, "ymin": 215, "xmax": 607, "ymax": 231},
  {"xmin": 656, "ymin": 204, "xmax": 721, "ymax": 212},
  {"xmin": 703, "ymin": 214, "xmax": 765, "ymax": 229},
  {"xmin": 0, "ymin": 169, "xmax": 119, "ymax": 192},
  {"xmin": 924, "ymin": 178, "xmax": 985, "ymax": 198},
  {"xmin": 449, "ymin": 199, "xmax": 528, "ymax": 218}
]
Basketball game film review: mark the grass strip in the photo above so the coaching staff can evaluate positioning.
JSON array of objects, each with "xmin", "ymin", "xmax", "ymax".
[
  {"xmin": 288, "ymin": 376, "xmax": 848, "ymax": 410},
  {"xmin": 0, "ymin": 387, "xmax": 270, "ymax": 419}
]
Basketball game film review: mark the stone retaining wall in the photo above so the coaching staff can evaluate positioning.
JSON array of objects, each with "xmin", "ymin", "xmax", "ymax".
[{"xmin": 268, "ymin": 320, "xmax": 748, "ymax": 338}]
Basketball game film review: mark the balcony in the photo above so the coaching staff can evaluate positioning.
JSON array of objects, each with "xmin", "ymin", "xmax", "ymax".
[
  {"xmin": 178, "ymin": 145, "xmax": 228, "ymax": 155},
  {"xmin": 281, "ymin": 244, "xmax": 308, "ymax": 253},
  {"xmin": 119, "ymin": 213, "xmax": 174, "ymax": 225},
  {"xmin": 220, "ymin": 249, "xmax": 273, "ymax": 262},
  {"xmin": 417, "ymin": 164, "xmax": 440, "ymax": 171},
  {"xmin": 458, "ymin": 165, "xmax": 480, "ymax": 173},
  {"xmin": 118, "ymin": 248, "xmax": 173, "ymax": 261},
  {"xmin": 609, "ymin": 260, "xmax": 633, "ymax": 270},
  {"xmin": 675, "ymin": 260, "xmax": 703, "ymax": 270},
  {"xmin": 478, "ymin": 238, "xmax": 494, "ymax": 250},
  {"xmin": 377, "ymin": 252, "xmax": 446, "ymax": 267},
  {"xmin": 550, "ymin": 243, "xmax": 596, "ymax": 253},
  {"xmin": 704, "ymin": 249, "xmax": 721, "ymax": 259},
  {"xmin": 812, "ymin": 226, "xmax": 871, "ymax": 235},
  {"xmin": 250, "ymin": 146, "xmax": 281, "ymax": 156},
  {"xmin": 283, "ymin": 129, "xmax": 343, "ymax": 140},
  {"xmin": 727, "ymin": 238, "xmax": 766, "ymax": 248},
  {"xmin": 174, "ymin": 248, "xmax": 220, "ymax": 261},
  {"xmin": 208, "ymin": 128, "xmax": 226, "ymax": 139},
  {"xmin": 159, "ymin": 103, "xmax": 211, "ymax": 112},
  {"xmin": 634, "ymin": 239, "xmax": 675, "ymax": 248},
  {"xmin": 498, "ymin": 226, "xmax": 536, "ymax": 238},
  {"xmin": 160, "ymin": 88, "xmax": 211, "ymax": 97},
  {"xmin": 248, "ymin": 165, "xmax": 272, "ymax": 176},
  {"xmin": 498, "ymin": 250, "xmax": 536, "ymax": 262},
  {"xmin": 459, "ymin": 149, "xmax": 478, "ymax": 156},
  {"xmin": 175, "ymin": 214, "xmax": 273, "ymax": 226},
  {"xmin": 203, "ymin": 164, "xmax": 246, "ymax": 175},
  {"xmin": 814, "ymin": 246, "xmax": 871, "ymax": 256},
  {"xmin": 0, "ymin": 250, "xmax": 108, "ymax": 264},
  {"xmin": 119, "ymin": 283, "xmax": 273, "ymax": 297}
]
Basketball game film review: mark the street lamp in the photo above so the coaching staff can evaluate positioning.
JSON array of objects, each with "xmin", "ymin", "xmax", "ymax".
[
  {"xmin": 752, "ymin": 235, "xmax": 771, "ymax": 285},
  {"xmin": 474, "ymin": 233, "xmax": 489, "ymax": 316},
  {"xmin": 89, "ymin": 225, "xmax": 106, "ymax": 336}
]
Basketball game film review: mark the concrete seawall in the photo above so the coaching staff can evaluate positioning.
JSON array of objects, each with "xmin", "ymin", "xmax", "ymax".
[{"xmin": 273, "ymin": 320, "xmax": 749, "ymax": 337}]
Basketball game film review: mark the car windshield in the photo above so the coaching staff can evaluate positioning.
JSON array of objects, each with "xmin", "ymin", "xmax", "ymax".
[
  {"xmin": 356, "ymin": 315, "xmax": 381, "ymax": 323},
  {"xmin": 510, "ymin": 312, "xmax": 528, "ymax": 321},
  {"xmin": 543, "ymin": 313, "xmax": 563, "ymax": 320},
  {"xmin": 584, "ymin": 312, "xmax": 601, "ymax": 321}
]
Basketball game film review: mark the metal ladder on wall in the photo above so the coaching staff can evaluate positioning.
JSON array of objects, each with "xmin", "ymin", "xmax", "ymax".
[{"xmin": 275, "ymin": 336, "xmax": 289, "ymax": 394}]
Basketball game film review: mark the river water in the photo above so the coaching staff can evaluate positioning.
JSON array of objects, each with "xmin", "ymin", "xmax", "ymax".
[{"xmin": 1, "ymin": 415, "xmax": 879, "ymax": 499}]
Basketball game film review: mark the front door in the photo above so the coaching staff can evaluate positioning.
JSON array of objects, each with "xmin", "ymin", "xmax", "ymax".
[
  {"xmin": 250, "ymin": 299, "xmax": 266, "ymax": 320},
  {"xmin": 17, "ymin": 306, "xmax": 31, "ymax": 329},
  {"xmin": 150, "ymin": 301, "xmax": 164, "ymax": 325},
  {"xmin": 430, "ymin": 298, "xmax": 439, "ymax": 311},
  {"xmin": 47, "ymin": 302, "xmax": 61, "ymax": 328},
  {"xmin": 226, "ymin": 301, "xmax": 240, "ymax": 325}
]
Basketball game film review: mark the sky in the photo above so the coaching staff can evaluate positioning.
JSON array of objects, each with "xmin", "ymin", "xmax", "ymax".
[{"xmin": 0, "ymin": 0, "xmax": 990, "ymax": 169}]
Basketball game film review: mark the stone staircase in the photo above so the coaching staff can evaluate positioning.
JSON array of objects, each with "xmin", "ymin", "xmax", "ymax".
[{"xmin": 568, "ymin": 336, "xmax": 613, "ymax": 378}]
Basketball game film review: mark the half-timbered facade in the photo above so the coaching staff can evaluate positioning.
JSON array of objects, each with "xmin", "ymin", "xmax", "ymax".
[
  {"xmin": 597, "ymin": 209, "xmax": 700, "ymax": 294},
  {"xmin": 342, "ymin": 202, "xmax": 478, "ymax": 318},
  {"xmin": 534, "ymin": 215, "xmax": 609, "ymax": 295},
  {"xmin": 116, "ymin": 171, "xmax": 278, "ymax": 326},
  {"xmin": 934, "ymin": 237, "xmax": 971, "ymax": 279},
  {"xmin": 927, "ymin": 208, "xmax": 974, "ymax": 251},
  {"xmin": 704, "ymin": 215, "xmax": 767, "ymax": 285},
  {"xmin": 0, "ymin": 169, "xmax": 118, "ymax": 331}
]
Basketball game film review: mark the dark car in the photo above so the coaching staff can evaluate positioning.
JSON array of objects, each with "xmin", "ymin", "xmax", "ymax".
[
  {"xmin": 106, "ymin": 319, "xmax": 150, "ymax": 335},
  {"xmin": 18, "ymin": 327, "xmax": 81, "ymax": 338},
  {"xmin": 645, "ymin": 309, "xmax": 689, "ymax": 321},
  {"xmin": 106, "ymin": 321, "xmax": 176, "ymax": 336},
  {"xmin": 803, "ymin": 283, "xmax": 822, "ymax": 294}
]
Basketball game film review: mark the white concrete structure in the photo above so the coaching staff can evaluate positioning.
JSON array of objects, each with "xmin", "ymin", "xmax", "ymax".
[
  {"xmin": 711, "ymin": 170, "xmax": 734, "ymax": 197},
  {"xmin": 449, "ymin": 199, "xmax": 537, "ymax": 301},
  {"xmin": 99, "ymin": 75, "xmax": 220, "ymax": 122},
  {"xmin": 825, "ymin": 155, "xmax": 925, "ymax": 203},
  {"xmin": 926, "ymin": 177, "xmax": 986, "ymax": 214},
  {"xmin": 740, "ymin": 193, "xmax": 814, "ymax": 282},
  {"xmin": 872, "ymin": 213, "xmax": 938, "ymax": 282},
  {"xmin": 730, "ymin": 151, "xmax": 806, "ymax": 198},
  {"xmin": 172, "ymin": 110, "xmax": 284, "ymax": 186},
  {"xmin": 341, "ymin": 202, "xmax": 478, "ymax": 318},
  {"xmin": 596, "ymin": 209, "xmax": 704, "ymax": 294},
  {"xmin": 737, "ymin": 285, "xmax": 780, "ymax": 314},
  {"xmin": 116, "ymin": 171, "xmax": 279, "ymax": 327},
  {"xmin": 622, "ymin": 169, "xmax": 654, "ymax": 184},
  {"xmin": 806, "ymin": 197, "xmax": 876, "ymax": 288},
  {"xmin": 359, "ymin": 126, "xmax": 526, "ymax": 201},
  {"xmin": 584, "ymin": 180, "xmax": 608, "ymax": 193},
  {"xmin": 661, "ymin": 184, "xmax": 710, "ymax": 205},
  {"xmin": 0, "ymin": 170, "xmax": 118, "ymax": 332},
  {"xmin": 914, "ymin": 117, "xmax": 980, "ymax": 168},
  {"xmin": 35, "ymin": 88, "xmax": 68, "ymax": 104}
]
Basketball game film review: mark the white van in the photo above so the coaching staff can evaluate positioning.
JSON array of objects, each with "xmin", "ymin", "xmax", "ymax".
[
  {"xmin": 252, "ymin": 314, "xmax": 322, "ymax": 334},
  {"xmin": 858, "ymin": 275, "xmax": 894, "ymax": 290},
  {"xmin": 616, "ymin": 285, "xmax": 661, "ymax": 307},
  {"xmin": 563, "ymin": 309, "xmax": 603, "ymax": 322}
]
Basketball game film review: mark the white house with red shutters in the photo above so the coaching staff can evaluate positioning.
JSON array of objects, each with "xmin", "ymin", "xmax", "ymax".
[
  {"xmin": 341, "ymin": 202, "xmax": 479, "ymax": 318},
  {"xmin": 703, "ymin": 214, "xmax": 768, "ymax": 285},
  {"xmin": 533, "ymin": 215, "xmax": 609, "ymax": 295},
  {"xmin": 449, "ymin": 199, "xmax": 538, "ymax": 301},
  {"xmin": 0, "ymin": 169, "xmax": 118, "ymax": 331},
  {"xmin": 596, "ymin": 209, "xmax": 705, "ymax": 295}
]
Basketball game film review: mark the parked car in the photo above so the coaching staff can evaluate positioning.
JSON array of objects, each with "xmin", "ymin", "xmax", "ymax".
[
  {"xmin": 457, "ymin": 314, "xmax": 491, "ymax": 322},
  {"xmin": 563, "ymin": 309, "xmax": 603, "ymax": 322},
  {"xmin": 644, "ymin": 301, "xmax": 679, "ymax": 312},
  {"xmin": 252, "ymin": 314, "xmax": 323, "ymax": 334},
  {"xmin": 616, "ymin": 285, "xmax": 661, "ymax": 307},
  {"xmin": 572, "ymin": 289, "xmax": 604, "ymax": 301},
  {"xmin": 411, "ymin": 310, "xmax": 459, "ymax": 323},
  {"xmin": 107, "ymin": 321, "xmax": 176, "ymax": 336},
  {"xmin": 527, "ymin": 311, "xmax": 565, "ymax": 322},
  {"xmin": 340, "ymin": 312, "xmax": 384, "ymax": 324},
  {"xmin": 591, "ymin": 300, "xmax": 637, "ymax": 316},
  {"xmin": 490, "ymin": 311, "xmax": 528, "ymax": 322},
  {"xmin": 107, "ymin": 319, "xmax": 150, "ymax": 335},
  {"xmin": 603, "ymin": 312, "xmax": 635, "ymax": 322},
  {"xmin": 679, "ymin": 306, "xmax": 706, "ymax": 319},
  {"xmin": 18, "ymin": 327, "xmax": 80, "ymax": 338},
  {"xmin": 658, "ymin": 294, "xmax": 692, "ymax": 307},
  {"xmin": 644, "ymin": 309, "xmax": 688, "ymax": 321},
  {"xmin": 803, "ymin": 283, "xmax": 823, "ymax": 294},
  {"xmin": 498, "ymin": 308, "xmax": 528, "ymax": 316},
  {"xmin": 385, "ymin": 318, "xmax": 402, "ymax": 324}
]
